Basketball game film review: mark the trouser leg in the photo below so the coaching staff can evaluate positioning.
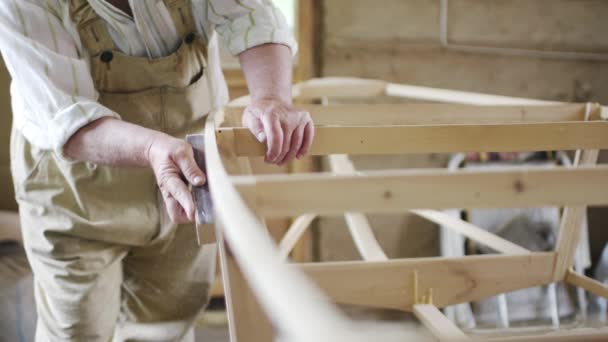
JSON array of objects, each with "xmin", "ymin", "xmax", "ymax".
[
  {"xmin": 114, "ymin": 222, "xmax": 216, "ymax": 342},
  {"xmin": 18, "ymin": 208, "xmax": 128, "ymax": 341}
]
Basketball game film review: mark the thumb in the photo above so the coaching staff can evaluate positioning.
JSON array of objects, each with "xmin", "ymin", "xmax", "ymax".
[{"xmin": 243, "ymin": 112, "xmax": 266, "ymax": 143}]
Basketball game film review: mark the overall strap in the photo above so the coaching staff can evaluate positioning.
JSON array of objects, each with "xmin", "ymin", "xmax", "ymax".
[
  {"xmin": 68, "ymin": 0, "xmax": 115, "ymax": 57},
  {"xmin": 163, "ymin": 0, "xmax": 198, "ymax": 40}
]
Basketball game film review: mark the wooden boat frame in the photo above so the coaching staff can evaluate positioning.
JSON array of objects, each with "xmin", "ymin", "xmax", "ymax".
[{"xmin": 194, "ymin": 77, "xmax": 608, "ymax": 342}]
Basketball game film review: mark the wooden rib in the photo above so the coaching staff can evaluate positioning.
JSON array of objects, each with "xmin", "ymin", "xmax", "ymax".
[
  {"xmin": 223, "ymin": 103, "xmax": 593, "ymax": 127},
  {"xmin": 413, "ymin": 304, "xmax": 470, "ymax": 341},
  {"xmin": 232, "ymin": 166, "xmax": 608, "ymax": 217},
  {"xmin": 328, "ymin": 155, "xmax": 388, "ymax": 261},
  {"xmin": 220, "ymin": 121, "xmax": 608, "ymax": 157},
  {"xmin": 385, "ymin": 82, "xmax": 559, "ymax": 105},
  {"xmin": 412, "ymin": 209, "xmax": 529, "ymax": 255},
  {"xmin": 300, "ymin": 253, "xmax": 556, "ymax": 311},
  {"xmin": 552, "ymin": 103, "xmax": 600, "ymax": 281},
  {"xmin": 294, "ymin": 77, "xmax": 388, "ymax": 99},
  {"xmin": 565, "ymin": 269, "xmax": 608, "ymax": 299},
  {"xmin": 278, "ymin": 213, "xmax": 317, "ymax": 260}
]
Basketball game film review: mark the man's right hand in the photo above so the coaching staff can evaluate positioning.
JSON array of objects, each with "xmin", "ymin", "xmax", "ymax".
[
  {"xmin": 147, "ymin": 135, "xmax": 206, "ymax": 224},
  {"xmin": 64, "ymin": 117, "xmax": 204, "ymax": 224}
]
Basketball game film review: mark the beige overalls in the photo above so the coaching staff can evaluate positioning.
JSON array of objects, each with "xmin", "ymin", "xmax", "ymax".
[{"xmin": 10, "ymin": 0, "xmax": 227, "ymax": 340}]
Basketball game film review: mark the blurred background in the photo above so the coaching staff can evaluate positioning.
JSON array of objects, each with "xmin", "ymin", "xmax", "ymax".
[{"xmin": 1, "ymin": 1, "xmax": 607, "ymax": 341}]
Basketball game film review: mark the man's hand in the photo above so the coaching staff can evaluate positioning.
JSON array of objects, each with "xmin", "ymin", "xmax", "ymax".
[
  {"xmin": 147, "ymin": 135, "xmax": 206, "ymax": 223},
  {"xmin": 242, "ymin": 98, "xmax": 314, "ymax": 165}
]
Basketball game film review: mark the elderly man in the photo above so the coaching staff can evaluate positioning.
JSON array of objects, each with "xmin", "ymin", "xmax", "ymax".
[{"xmin": 0, "ymin": 0, "xmax": 313, "ymax": 340}]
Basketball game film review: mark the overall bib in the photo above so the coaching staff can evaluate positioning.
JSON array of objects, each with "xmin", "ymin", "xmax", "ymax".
[{"xmin": 10, "ymin": 0, "xmax": 227, "ymax": 340}]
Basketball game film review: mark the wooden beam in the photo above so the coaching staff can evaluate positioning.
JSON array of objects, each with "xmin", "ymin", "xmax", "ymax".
[
  {"xmin": 553, "ymin": 104, "xmax": 601, "ymax": 281},
  {"xmin": 328, "ymin": 154, "xmax": 388, "ymax": 261},
  {"xmin": 278, "ymin": 213, "xmax": 317, "ymax": 260},
  {"xmin": 223, "ymin": 103, "xmax": 593, "ymax": 127},
  {"xmin": 413, "ymin": 304, "xmax": 469, "ymax": 342},
  {"xmin": 294, "ymin": 77, "xmax": 388, "ymax": 99},
  {"xmin": 412, "ymin": 209, "xmax": 529, "ymax": 255},
  {"xmin": 300, "ymin": 253, "xmax": 556, "ymax": 312},
  {"xmin": 385, "ymin": 83, "xmax": 559, "ymax": 106},
  {"xmin": 219, "ymin": 121, "xmax": 608, "ymax": 157},
  {"xmin": 295, "ymin": 0, "xmax": 315, "ymax": 82},
  {"xmin": 565, "ymin": 269, "xmax": 608, "ymax": 299},
  {"xmin": 232, "ymin": 166, "xmax": 608, "ymax": 217}
]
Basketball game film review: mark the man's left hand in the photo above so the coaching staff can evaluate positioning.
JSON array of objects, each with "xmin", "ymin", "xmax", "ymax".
[{"xmin": 242, "ymin": 98, "xmax": 314, "ymax": 165}]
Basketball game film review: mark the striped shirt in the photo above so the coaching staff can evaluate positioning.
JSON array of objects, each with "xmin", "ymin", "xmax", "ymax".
[{"xmin": 0, "ymin": 0, "xmax": 296, "ymax": 154}]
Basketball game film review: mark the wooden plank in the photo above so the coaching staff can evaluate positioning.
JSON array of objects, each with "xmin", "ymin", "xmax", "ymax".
[
  {"xmin": 552, "ymin": 150, "xmax": 599, "ymax": 281},
  {"xmin": 552, "ymin": 103, "xmax": 601, "ymax": 281},
  {"xmin": 223, "ymin": 103, "xmax": 592, "ymax": 127},
  {"xmin": 385, "ymin": 83, "xmax": 560, "ymax": 106},
  {"xmin": 294, "ymin": 77, "xmax": 388, "ymax": 99},
  {"xmin": 220, "ymin": 121, "xmax": 608, "ymax": 157},
  {"xmin": 413, "ymin": 304, "xmax": 469, "ymax": 342},
  {"xmin": 412, "ymin": 209, "xmax": 529, "ymax": 255},
  {"xmin": 232, "ymin": 166, "xmax": 608, "ymax": 217},
  {"xmin": 328, "ymin": 154, "xmax": 388, "ymax": 261},
  {"xmin": 565, "ymin": 270, "xmax": 608, "ymax": 299},
  {"xmin": 295, "ymin": 0, "xmax": 315, "ymax": 82},
  {"xmin": 278, "ymin": 213, "xmax": 317, "ymax": 260},
  {"xmin": 300, "ymin": 253, "xmax": 556, "ymax": 312}
]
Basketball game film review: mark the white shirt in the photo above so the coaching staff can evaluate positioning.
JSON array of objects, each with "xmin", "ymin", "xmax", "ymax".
[{"xmin": 0, "ymin": 0, "xmax": 296, "ymax": 154}]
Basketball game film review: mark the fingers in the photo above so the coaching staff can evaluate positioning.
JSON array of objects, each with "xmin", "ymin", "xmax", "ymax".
[
  {"xmin": 276, "ymin": 122, "xmax": 293, "ymax": 165},
  {"xmin": 243, "ymin": 108, "xmax": 266, "ymax": 143},
  {"xmin": 165, "ymin": 176, "xmax": 195, "ymax": 222},
  {"xmin": 174, "ymin": 146, "xmax": 206, "ymax": 186},
  {"xmin": 261, "ymin": 114, "xmax": 284, "ymax": 163},
  {"xmin": 298, "ymin": 120, "xmax": 315, "ymax": 159},
  {"xmin": 279, "ymin": 123, "xmax": 304, "ymax": 165},
  {"xmin": 164, "ymin": 194, "xmax": 190, "ymax": 224}
]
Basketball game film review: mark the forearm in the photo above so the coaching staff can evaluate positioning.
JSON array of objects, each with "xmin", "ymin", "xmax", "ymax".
[
  {"xmin": 63, "ymin": 117, "xmax": 164, "ymax": 167},
  {"xmin": 239, "ymin": 43, "xmax": 293, "ymax": 104}
]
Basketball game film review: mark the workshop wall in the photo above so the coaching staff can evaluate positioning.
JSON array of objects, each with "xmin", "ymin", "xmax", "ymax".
[{"xmin": 317, "ymin": 0, "xmax": 608, "ymax": 262}]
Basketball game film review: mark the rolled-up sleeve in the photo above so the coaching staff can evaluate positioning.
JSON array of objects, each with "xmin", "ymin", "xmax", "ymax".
[
  {"xmin": 204, "ymin": 0, "xmax": 298, "ymax": 56},
  {"xmin": 0, "ymin": 1, "xmax": 120, "ymax": 157}
]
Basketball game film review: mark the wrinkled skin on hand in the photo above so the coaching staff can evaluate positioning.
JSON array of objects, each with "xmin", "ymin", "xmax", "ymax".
[
  {"xmin": 242, "ymin": 98, "xmax": 315, "ymax": 165},
  {"xmin": 147, "ymin": 136, "xmax": 205, "ymax": 224}
]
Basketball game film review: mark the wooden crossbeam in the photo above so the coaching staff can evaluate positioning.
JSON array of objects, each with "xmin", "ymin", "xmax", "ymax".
[
  {"xmin": 224, "ymin": 103, "xmax": 594, "ymax": 127},
  {"xmin": 565, "ymin": 270, "xmax": 608, "ymax": 299},
  {"xmin": 300, "ymin": 253, "xmax": 555, "ymax": 312},
  {"xmin": 218, "ymin": 121, "xmax": 608, "ymax": 157},
  {"xmin": 413, "ymin": 304, "xmax": 469, "ymax": 341},
  {"xmin": 232, "ymin": 165, "xmax": 608, "ymax": 217}
]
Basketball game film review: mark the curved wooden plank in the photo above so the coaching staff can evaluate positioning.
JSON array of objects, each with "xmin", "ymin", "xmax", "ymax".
[
  {"xmin": 203, "ymin": 110, "xmax": 358, "ymax": 342},
  {"xmin": 278, "ymin": 213, "xmax": 317, "ymax": 260},
  {"xmin": 412, "ymin": 209, "xmax": 529, "ymax": 255}
]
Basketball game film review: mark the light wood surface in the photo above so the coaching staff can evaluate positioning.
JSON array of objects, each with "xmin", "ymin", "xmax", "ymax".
[
  {"xmin": 565, "ymin": 269, "xmax": 608, "ymax": 299},
  {"xmin": 300, "ymin": 253, "xmax": 555, "ymax": 311},
  {"xmin": 224, "ymin": 103, "xmax": 595, "ymax": 127},
  {"xmin": 219, "ymin": 121, "xmax": 608, "ymax": 157},
  {"xmin": 232, "ymin": 165, "xmax": 608, "ymax": 217}
]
